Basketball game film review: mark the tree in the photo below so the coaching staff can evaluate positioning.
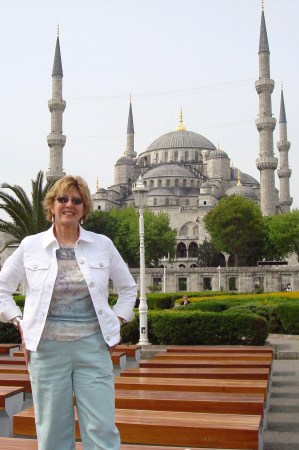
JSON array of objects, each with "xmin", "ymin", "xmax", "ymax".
[
  {"xmin": 0, "ymin": 171, "xmax": 53, "ymax": 245},
  {"xmin": 84, "ymin": 207, "xmax": 176, "ymax": 267},
  {"xmin": 204, "ymin": 195, "xmax": 264, "ymax": 266},
  {"xmin": 196, "ymin": 238, "xmax": 224, "ymax": 267},
  {"xmin": 264, "ymin": 210, "xmax": 299, "ymax": 261}
]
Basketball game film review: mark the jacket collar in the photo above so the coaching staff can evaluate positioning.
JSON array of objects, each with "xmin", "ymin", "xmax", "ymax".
[{"xmin": 42, "ymin": 224, "xmax": 94, "ymax": 249}]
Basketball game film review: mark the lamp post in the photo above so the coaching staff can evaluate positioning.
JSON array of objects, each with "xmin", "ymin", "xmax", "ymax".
[
  {"xmin": 217, "ymin": 265, "xmax": 221, "ymax": 291},
  {"xmin": 162, "ymin": 256, "xmax": 167, "ymax": 293},
  {"xmin": 133, "ymin": 175, "xmax": 150, "ymax": 345}
]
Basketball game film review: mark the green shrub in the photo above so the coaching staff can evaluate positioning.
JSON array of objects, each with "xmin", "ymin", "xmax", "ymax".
[
  {"xmin": 0, "ymin": 323, "xmax": 21, "ymax": 344},
  {"xmin": 181, "ymin": 300, "xmax": 229, "ymax": 313},
  {"xmin": 276, "ymin": 302, "xmax": 299, "ymax": 334}
]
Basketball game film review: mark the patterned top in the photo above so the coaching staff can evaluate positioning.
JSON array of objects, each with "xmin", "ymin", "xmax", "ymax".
[{"xmin": 41, "ymin": 244, "xmax": 101, "ymax": 341}]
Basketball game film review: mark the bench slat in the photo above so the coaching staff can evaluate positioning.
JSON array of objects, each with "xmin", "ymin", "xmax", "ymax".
[
  {"xmin": 166, "ymin": 345, "xmax": 273, "ymax": 354},
  {"xmin": 140, "ymin": 359, "xmax": 272, "ymax": 369},
  {"xmin": 155, "ymin": 353, "xmax": 272, "ymax": 361}
]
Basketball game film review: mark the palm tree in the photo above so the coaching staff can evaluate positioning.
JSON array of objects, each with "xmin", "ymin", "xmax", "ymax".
[{"xmin": 0, "ymin": 171, "xmax": 54, "ymax": 245}]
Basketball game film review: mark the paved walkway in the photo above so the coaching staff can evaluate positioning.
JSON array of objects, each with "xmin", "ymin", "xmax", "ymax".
[{"xmin": 264, "ymin": 334, "xmax": 299, "ymax": 450}]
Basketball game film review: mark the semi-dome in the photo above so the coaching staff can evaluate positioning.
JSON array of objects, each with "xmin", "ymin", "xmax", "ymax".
[
  {"xmin": 226, "ymin": 184, "xmax": 258, "ymax": 200},
  {"xmin": 231, "ymin": 168, "xmax": 259, "ymax": 185},
  {"xmin": 207, "ymin": 148, "xmax": 229, "ymax": 159},
  {"xmin": 115, "ymin": 156, "xmax": 135, "ymax": 166},
  {"xmin": 145, "ymin": 130, "xmax": 216, "ymax": 152},
  {"xmin": 147, "ymin": 187, "xmax": 173, "ymax": 196},
  {"xmin": 143, "ymin": 163, "xmax": 197, "ymax": 179}
]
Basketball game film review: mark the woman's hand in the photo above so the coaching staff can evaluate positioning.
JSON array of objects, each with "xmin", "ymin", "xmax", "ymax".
[{"xmin": 19, "ymin": 326, "xmax": 30, "ymax": 365}]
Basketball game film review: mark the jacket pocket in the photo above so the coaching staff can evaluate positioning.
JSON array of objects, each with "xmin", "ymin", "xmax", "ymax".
[{"xmin": 24, "ymin": 258, "xmax": 50, "ymax": 290}]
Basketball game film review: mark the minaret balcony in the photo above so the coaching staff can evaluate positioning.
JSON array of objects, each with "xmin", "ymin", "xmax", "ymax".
[
  {"xmin": 256, "ymin": 156, "xmax": 278, "ymax": 171},
  {"xmin": 277, "ymin": 141, "xmax": 291, "ymax": 152},
  {"xmin": 279, "ymin": 198, "xmax": 293, "ymax": 207},
  {"xmin": 255, "ymin": 78, "xmax": 275, "ymax": 94},
  {"xmin": 48, "ymin": 99, "xmax": 66, "ymax": 112},
  {"xmin": 277, "ymin": 167, "xmax": 292, "ymax": 178},
  {"xmin": 47, "ymin": 133, "xmax": 66, "ymax": 147},
  {"xmin": 255, "ymin": 117, "xmax": 276, "ymax": 132}
]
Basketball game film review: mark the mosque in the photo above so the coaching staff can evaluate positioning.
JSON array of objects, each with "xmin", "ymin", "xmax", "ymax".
[{"xmin": 46, "ymin": 8, "xmax": 292, "ymax": 268}]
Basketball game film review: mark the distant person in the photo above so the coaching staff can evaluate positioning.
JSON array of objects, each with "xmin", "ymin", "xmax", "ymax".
[
  {"xmin": 182, "ymin": 296, "xmax": 190, "ymax": 305},
  {"xmin": 286, "ymin": 283, "xmax": 292, "ymax": 292},
  {"xmin": 0, "ymin": 175, "xmax": 137, "ymax": 450}
]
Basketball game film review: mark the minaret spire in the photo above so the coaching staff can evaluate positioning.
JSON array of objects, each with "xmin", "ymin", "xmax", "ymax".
[
  {"xmin": 46, "ymin": 30, "xmax": 66, "ymax": 181},
  {"xmin": 176, "ymin": 107, "xmax": 186, "ymax": 131},
  {"xmin": 124, "ymin": 97, "xmax": 136, "ymax": 158},
  {"xmin": 255, "ymin": 6, "xmax": 277, "ymax": 216},
  {"xmin": 277, "ymin": 88, "xmax": 292, "ymax": 212}
]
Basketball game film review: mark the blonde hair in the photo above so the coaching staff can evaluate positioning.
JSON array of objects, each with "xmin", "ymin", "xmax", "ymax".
[{"xmin": 43, "ymin": 175, "xmax": 93, "ymax": 222}]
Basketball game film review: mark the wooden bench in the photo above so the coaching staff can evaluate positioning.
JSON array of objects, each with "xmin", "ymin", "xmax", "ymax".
[
  {"xmin": 0, "ymin": 387, "xmax": 24, "ymax": 436},
  {"xmin": 114, "ymin": 376, "xmax": 269, "ymax": 398},
  {"xmin": 13, "ymin": 406, "xmax": 263, "ymax": 449},
  {"xmin": 0, "ymin": 437, "xmax": 239, "ymax": 450},
  {"xmin": 139, "ymin": 359, "xmax": 272, "ymax": 370},
  {"xmin": 121, "ymin": 367, "xmax": 271, "ymax": 380},
  {"xmin": 0, "ymin": 375, "xmax": 31, "ymax": 394},
  {"xmin": 115, "ymin": 345, "xmax": 141, "ymax": 368},
  {"xmin": 166, "ymin": 345, "xmax": 273, "ymax": 354},
  {"xmin": 0, "ymin": 357, "xmax": 26, "ymax": 366},
  {"xmin": 0, "ymin": 365, "xmax": 28, "ymax": 375},
  {"xmin": 0, "ymin": 345, "xmax": 20, "ymax": 357},
  {"xmin": 113, "ymin": 389, "xmax": 267, "ymax": 427},
  {"xmin": 155, "ymin": 352, "xmax": 273, "ymax": 361}
]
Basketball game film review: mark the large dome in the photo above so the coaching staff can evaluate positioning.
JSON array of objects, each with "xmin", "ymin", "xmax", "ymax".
[
  {"xmin": 143, "ymin": 163, "xmax": 197, "ymax": 179},
  {"xmin": 146, "ymin": 130, "xmax": 216, "ymax": 152}
]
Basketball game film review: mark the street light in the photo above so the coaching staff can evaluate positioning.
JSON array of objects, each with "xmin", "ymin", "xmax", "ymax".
[
  {"xmin": 133, "ymin": 175, "xmax": 150, "ymax": 345},
  {"xmin": 162, "ymin": 256, "xmax": 167, "ymax": 293},
  {"xmin": 217, "ymin": 265, "xmax": 221, "ymax": 291}
]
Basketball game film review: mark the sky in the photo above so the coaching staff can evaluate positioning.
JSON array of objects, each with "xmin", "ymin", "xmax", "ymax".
[{"xmin": 0, "ymin": 0, "xmax": 298, "ymax": 208}]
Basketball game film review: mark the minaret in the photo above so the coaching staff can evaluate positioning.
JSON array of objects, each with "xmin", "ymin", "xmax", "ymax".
[
  {"xmin": 277, "ymin": 88, "xmax": 292, "ymax": 212},
  {"xmin": 124, "ymin": 97, "xmax": 136, "ymax": 158},
  {"xmin": 46, "ymin": 27, "xmax": 66, "ymax": 181},
  {"xmin": 255, "ymin": 4, "xmax": 278, "ymax": 216}
]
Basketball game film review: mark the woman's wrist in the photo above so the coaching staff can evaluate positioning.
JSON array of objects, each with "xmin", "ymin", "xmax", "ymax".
[{"xmin": 9, "ymin": 316, "xmax": 22, "ymax": 329}]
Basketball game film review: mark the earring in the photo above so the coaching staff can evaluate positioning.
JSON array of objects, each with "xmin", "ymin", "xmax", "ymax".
[
  {"xmin": 51, "ymin": 214, "xmax": 55, "ymax": 223},
  {"xmin": 80, "ymin": 217, "xmax": 84, "ymax": 225}
]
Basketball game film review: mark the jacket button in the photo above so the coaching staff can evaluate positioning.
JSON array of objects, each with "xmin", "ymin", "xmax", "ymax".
[
  {"xmin": 99, "ymin": 263, "xmax": 104, "ymax": 268},
  {"xmin": 98, "ymin": 309, "xmax": 103, "ymax": 314},
  {"xmin": 32, "ymin": 263, "xmax": 38, "ymax": 269},
  {"xmin": 89, "ymin": 281, "xmax": 95, "ymax": 287},
  {"xmin": 106, "ymin": 336, "xmax": 110, "ymax": 341},
  {"xmin": 79, "ymin": 259, "xmax": 84, "ymax": 264}
]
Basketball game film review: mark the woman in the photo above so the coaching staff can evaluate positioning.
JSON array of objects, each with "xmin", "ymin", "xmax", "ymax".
[{"xmin": 0, "ymin": 175, "xmax": 137, "ymax": 450}]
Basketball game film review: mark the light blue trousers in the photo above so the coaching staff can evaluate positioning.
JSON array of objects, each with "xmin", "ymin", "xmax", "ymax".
[{"xmin": 28, "ymin": 332, "xmax": 120, "ymax": 450}]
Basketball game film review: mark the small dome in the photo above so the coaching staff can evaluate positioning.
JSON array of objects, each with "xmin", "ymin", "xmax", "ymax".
[
  {"xmin": 231, "ymin": 168, "xmax": 259, "ymax": 185},
  {"xmin": 207, "ymin": 149, "xmax": 229, "ymax": 159},
  {"xmin": 97, "ymin": 187, "xmax": 107, "ymax": 193},
  {"xmin": 145, "ymin": 130, "xmax": 216, "ymax": 152},
  {"xmin": 143, "ymin": 163, "xmax": 197, "ymax": 179},
  {"xmin": 226, "ymin": 185, "xmax": 258, "ymax": 200},
  {"xmin": 115, "ymin": 156, "xmax": 135, "ymax": 166}
]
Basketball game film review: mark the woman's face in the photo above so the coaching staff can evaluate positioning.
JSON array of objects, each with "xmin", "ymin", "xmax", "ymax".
[{"xmin": 51, "ymin": 187, "xmax": 85, "ymax": 228}]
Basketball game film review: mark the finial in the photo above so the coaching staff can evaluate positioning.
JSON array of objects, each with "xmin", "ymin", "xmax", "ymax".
[
  {"xmin": 57, "ymin": 24, "xmax": 60, "ymax": 37},
  {"xmin": 281, "ymin": 80, "xmax": 283, "ymax": 91},
  {"xmin": 237, "ymin": 170, "xmax": 242, "ymax": 186},
  {"xmin": 96, "ymin": 176, "xmax": 99, "ymax": 191},
  {"xmin": 261, "ymin": 0, "xmax": 264, "ymax": 11},
  {"xmin": 217, "ymin": 142, "xmax": 221, "ymax": 150},
  {"xmin": 176, "ymin": 107, "xmax": 186, "ymax": 131},
  {"xmin": 129, "ymin": 92, "xmax": 132, "ymax": 103}
]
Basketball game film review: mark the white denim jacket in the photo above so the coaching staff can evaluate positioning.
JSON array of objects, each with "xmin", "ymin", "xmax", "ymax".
[{"xmin": 0, "ymin": 225, "xmax": 137, "ymax": 351}]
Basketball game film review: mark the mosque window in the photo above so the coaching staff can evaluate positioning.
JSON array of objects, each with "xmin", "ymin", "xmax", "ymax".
[
  {"xmin": 153, "ymin": 198, "xmax": 157, "ymax": 206},
  {"xmin": 97, "ymin": 206, "xmax": 101, "ymax": 210},
  {"xmin": 188, "ymin": 242, "xmax": 198, "ymax": 257},
  {"xmin": 176, "ymin": 199, "xmax": 179, "ymax": 206},
  {"xmin": 174, "ymin": 151, "xmax": 178, "ymax": 162},
  {"xmin": 175, "ymin": 179, "xmax": 179, "ymax": 186},
  {"xmin": 183, "ymin": 179, "xmax": 187, "ymax": 187},
  {"xmin": 166, "ymin": 179, "xmax": 170, "ymax": 187},
  {"xmin": 185, "ymin": 199, "xmax": 189, "ymax": 205},
  {"xmin": 158, "ymin": 179, "xmax": 162, "ymax": 187},
  {"xmin": 203, "ymin": 201, "xmax": 207, "ymax": 205},
  {"xmin": 185, "ymin": 151, "xmax": 189, "ymax": 161},
  {"xmin": 144, "ymin": 181, "xmax": 147, "ymax": 187},
  {"xmin": 165, "ymin": 198, "xmax": 169, "ymax": 205},
  {"xmin": 203, "ymin": 277, "xmax": 212, "ymax": 290},
  {"xmin": 155, "ymin": 153, "xmax": 159, "ymax": 164},
  {"xmin": 178, "ymin": 277, "xmax": 187, "ymax": 291},
  {"xmin": 150, "ymin": 180, "xmax": 154, "ymax": 187},
  {"xmin": 191, "ymin": 180, "xmax": 194, "ymax": 187},
  {"xmin": 195, "ymin": 151, "xmax": 199, "ymax": 161},
  {"xmin": 165, "ymin": 152, "xmax": 168, "ymax": 162}
]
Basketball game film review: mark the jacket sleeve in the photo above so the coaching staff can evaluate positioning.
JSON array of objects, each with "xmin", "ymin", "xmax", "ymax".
[
  {"xmin": 0, "ymin": 243, "xmax": 25, "ymax": 322},
  {"xmin": 108, "ymin": 239, "xmax": 137, "ymax": 323}
]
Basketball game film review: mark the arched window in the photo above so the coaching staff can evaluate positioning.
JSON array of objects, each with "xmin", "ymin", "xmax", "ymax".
[
  {"xmin": 179, "ymin": 224, "xmax": 188, "ymax": 236},
  {"xmin": 175, "ymin": 179, "xmax": 179, "ymax": 186},
  {"xmin": 155, "ymin": 153, "xmax": 159, "ymax": 164},
  {"xmin": 176, "ymin": 199, "xmax": 180, "ymax": 206},
  {"xmin": 150, "ymin": 180, "xmax": 154, "ymax": 187},
  {"xmin": 174, "ymin": 151, "xmax": 178, "ymax": 162},
  {"xmin": 188, "ymin": 242, "xmax": 198, "ymax": 257},
  {"xmin": 185, "ymin": 199, "xmax": 189, "ymax": 205},
  {"xmin": 158, "ymin": 179, "xmax": 162, "ymax": 187},
  {"xmin": 153, "ymin": 198, "xmax": 157, "ymax": 206},
  {"xmin": 191, "ymin": 180, "xmax": 194, "ymax": 187},
  {"xmin": 183, "ymin": 179, "xmax": 187, "ymax": 187},
  {"xmin": 176, "ymin": 242, "xmax": 187, "ymax": 258},
  {"xmin": 165, "ymin": 152, "xmax": 168, "ymax": 162},
  {"xmin": 166, "ymin": 179, "xmax": 170, "ymax": 187},
  {"xmin": 195, "ymin": 151, "xmax": 199, "ymax": 161},
  {"xmin": 185, "ymin": 151, "xmax": 189, "ymax": 161}
]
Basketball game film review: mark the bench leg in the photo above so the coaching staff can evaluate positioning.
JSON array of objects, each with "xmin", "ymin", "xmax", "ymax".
[
  {"xmin": 0, "ymin": 392, "xmax": 24, "ymax": 436},
  {"xmin": 258, "ymin": 423, "xmax": 264, "ymax": 450}
]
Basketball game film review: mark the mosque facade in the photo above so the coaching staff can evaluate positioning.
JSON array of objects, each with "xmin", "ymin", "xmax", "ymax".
[{"xmin": 46, "ymin": 9, "xmax": 292, "ymax": 268}]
